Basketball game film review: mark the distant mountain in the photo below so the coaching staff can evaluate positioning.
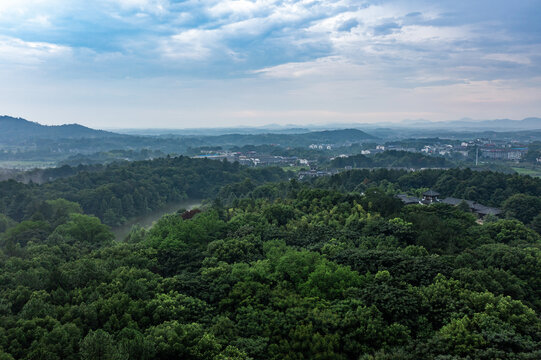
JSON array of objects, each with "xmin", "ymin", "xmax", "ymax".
[
  {"xmin": 0, "ymin": 116, "xmax": 118, "ymax": 143},
  {"xmin": 395, "ymin": 117, "xmax": 541, "ymax": 131},
  {"xmin": 293, "ymin": 128, "xmax": 377, "ymax": 143},
  {"xmin": 113, "ymin": 127, "xmax": 312, "ymax": 136}
]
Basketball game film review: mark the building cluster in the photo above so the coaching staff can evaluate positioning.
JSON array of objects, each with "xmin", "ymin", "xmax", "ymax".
[
  {"xmin": 368, "ymin": 138, "xmax": 532, "ymax": 162},
  {"xmin": 479, "ymin": 146, "xmax": 527, "ymax": 160},
  {"xmin": 309, "ymin": 144, "xmax": 333, "ymax": 150},
  {"xmin": 192, "ymin": 152, "xmax": 309, "ymax": 167},
  {"xmin": 397, "ymin": 190, "xmax": 501, "ymax": 218},
  {"xmin": 420, "ymin": 144, "xmax": 462, "ymax": 157},
  {"xmin": 458, "ymin": 140, "xmax": 528, "ymax": 160},
  {"xmin": 298, "ymin": 169, "xmax": 339, "ymax": 179}
]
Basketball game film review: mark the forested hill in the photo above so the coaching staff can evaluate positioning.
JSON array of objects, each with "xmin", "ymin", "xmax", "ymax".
[
  {"xmin": 0, "ymin": 116, "xmax": 117, "ymax": 143},
  {"xmin": 1, "ymin": 178, "xmax": 540, "ymax": 359},
  {"xmin": 0, "ymin": 156, "xmax": 290, "ymax": 226},
  {"xmin": 0, "ymin": 117, "xmax": 378, "ymax": 164}
]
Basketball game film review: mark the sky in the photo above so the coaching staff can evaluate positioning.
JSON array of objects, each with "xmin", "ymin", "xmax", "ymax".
[{"xmin": 0, "ymin": 0, "xmax": 540, "ymax": 128}]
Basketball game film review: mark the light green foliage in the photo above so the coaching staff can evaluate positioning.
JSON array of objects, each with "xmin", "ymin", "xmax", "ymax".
[
  {"xmin": 45, "ymin": 198, "xmax": 83, "ymax": 226},
  {"xmin": 1, "ymin": 169, "xmax": 541, "ymax": 359},
  {"xmin": 124, "ymin": 224, "xmax": 147, "ymax": 243},
  {"xmin": 1, "ymin": 220, "xmax": 51, "ymax": 255},
  {"xmin": 300, "ymin": 260, "xmax": 363, "ymax": 299},
  {"xmin": 481, "ymin": 219, "xmax": 541, "ymax": 245},
  {"xmin": 0, "ymin": 214, "xmax": 15, "ymax": 234},
  {"xmin": 49, "ymin": 213, "xmax": 114, "ymax": 251},
  {"xmin": 146, "ymin": 211, "xmax": 226, "ymax": 251}
]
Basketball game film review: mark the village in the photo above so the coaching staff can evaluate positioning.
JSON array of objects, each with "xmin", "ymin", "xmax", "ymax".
[{"xmin": 191, "ymin": 137, "xmax": 532, "ymax": 169}]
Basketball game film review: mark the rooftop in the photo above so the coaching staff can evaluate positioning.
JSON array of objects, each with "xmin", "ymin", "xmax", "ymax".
[
  {"xmin": 397, "ymin": 194, "xmax": 420, "ymax": 204},
  {"xmin": 423, "ymin": 190, "xmax": 440, "ymax": 196}
]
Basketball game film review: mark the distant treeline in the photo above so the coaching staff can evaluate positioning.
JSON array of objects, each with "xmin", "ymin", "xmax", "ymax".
[
  {"xmin": 0, "ymin": 164, "xmax": 103, "ymax": 184},
  {"xmin": 384, "ymin": 137, "xmax": 462, "ymax": 149},
  {"xmin": 58, "ymin": 149, "xmax": 165, "ymax": 166},
  {"xmin": 0, "ymin": 156, "xmax": 290, "ymax": 226},
  {"xmin": 330, "ymin": 150, "xmax": 452, "ymax": 169},
  {"xmin": 201, "ymin": 129, "xmax": 376, "ymax": 147}
]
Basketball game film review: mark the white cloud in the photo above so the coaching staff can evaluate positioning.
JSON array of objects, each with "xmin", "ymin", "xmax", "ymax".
[
  {"xmin": 207, "ymin": 0, "xmax": 268, "ymax": 18},
  {"xmin": 252, "ymin": 56, "xmax": 368, "ymax": 79},
  {"xmin": 162, "ymin": 29, "xmax": 217, "ymax": 59},
  {"xmin": 109, "ymin": 0, "xmax": 169, "ymax": 14},
  {"xmin": 0, "ymin": 36, "xmax": 71, "ymax": 65},
  {"xmin": 1, "ymin": 0, "xmax": 540, "ymax": 127},
  {"xmin": 26, "ymin": 15, "xmax": 52, "ymax": 27},
  {"xmin": 483, "ymin": 53, "xmax": 532, "ymax": 65},
  {"xmin": 384, "ymin": 24, "xmax": 473, "ymax": 44}
]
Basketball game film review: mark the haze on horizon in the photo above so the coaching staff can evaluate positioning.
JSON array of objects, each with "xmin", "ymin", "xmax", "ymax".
[{"xmin": 0, "ymin": 0, "xmax": 540, "ymax": 129}]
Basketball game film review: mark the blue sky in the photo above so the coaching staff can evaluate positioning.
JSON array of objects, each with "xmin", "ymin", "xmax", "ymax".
[{"xmin": 0, "ymin": 0, "xmax": 540, "ymax": 128}]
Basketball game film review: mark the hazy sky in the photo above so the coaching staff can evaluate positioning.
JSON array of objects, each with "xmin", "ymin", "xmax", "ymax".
[{"xmin": 1, "ymin": 0, "xmax": 540, "ymax": 128}]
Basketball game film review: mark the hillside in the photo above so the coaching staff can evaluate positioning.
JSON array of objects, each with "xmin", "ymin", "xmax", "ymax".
[
  {"xmin": 207, "ymin": 128, "xmax": 376, "ymax": 147},
  {"xmin": 0, "ymin": 116, "xmax": 118, "ymax": 143},
  {"xmin": 0, "ymin": 121, "xmax": 378, "ymax": 166}
]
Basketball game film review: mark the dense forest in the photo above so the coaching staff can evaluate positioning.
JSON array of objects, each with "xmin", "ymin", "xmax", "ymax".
[
  {"xmin": 316, "ymin": 168, "xmax": 541, "ymax": 225},
  {"xmin": 216, "ymin": 167, "xmax": 541, "ymax": 227},
  {"xmin": 0, "ymin": 156, "xmax": 290, "ymax": 226},
  {"xmin": 1, "ymin": 172, "xmax": 540, "ymax": 359}
]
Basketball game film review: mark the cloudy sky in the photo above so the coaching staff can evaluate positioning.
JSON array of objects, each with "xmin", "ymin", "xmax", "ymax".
[{"xmin": 0, "ymin": 0, "xmax": 540, "ymax": 128}]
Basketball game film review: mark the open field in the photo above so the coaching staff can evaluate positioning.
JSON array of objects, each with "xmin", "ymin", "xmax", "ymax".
[{"xmin": 512, "ymin": 166, "xmax": 541, "ymax": 177}]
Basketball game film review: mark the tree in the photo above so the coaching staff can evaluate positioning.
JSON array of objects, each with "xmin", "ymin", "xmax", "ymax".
[
  {"xmin": 45, "ymin": 198, "xmax": 83, "ymax": 227},
  {"xmin": 457, "ymin": 200, "xmax": 471, "ymax": 213},
  {"xmin": 482, "ymin": 219, "xmax": 541, "ymax": 245},
  {"xmin": 0, "ymin": 214, "xmax": 15, "ymax": 233},
  {"xmin": 79, "ymin": 330, "xmax": 124, "ymax": 360},
  {"xmin": 502, "ymin": 194, "xmax": 541, "ymax": 224},
  {"xmin": 529, "ymin": 213, "xmax": 541, "ymax": 234},
  {"xmin": 48, "ymin": 213, "xmax": 114, "ymax": 251},
  {"xmin": 300, "ymin": 260, "xmax": 362, "ymax": 300}
]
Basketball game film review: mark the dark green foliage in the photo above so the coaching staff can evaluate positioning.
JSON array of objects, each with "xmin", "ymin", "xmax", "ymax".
[
  {"xmin": 530, "ymin": 213, "xmax": 541, "ymax": 234},
  {"xmin": 314, "ymin": 167, "xmax": 541, "ymax": 210},
  {"xmin": 0, "ymin": 156, "xmax": 290, "ymax": 225},
  {"xmin": 502, "ymin": 194, "xmax": 541, "ymax": 224},
  {"xmin": 330, "ymin": 150, "xmax": 451, "ymax": 169},
  {"xmin": 1, "ymin": 165, "xmax": 540, "ymax": 359}
]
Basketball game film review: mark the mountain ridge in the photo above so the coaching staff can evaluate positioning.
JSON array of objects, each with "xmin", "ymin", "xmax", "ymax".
[
  {"xmin": 0, "ymin": 115, "xmax": 118, "ymax": 143},
  {"xmin": 399, "ymin": 117, "xmax": 541, "ymax": 130}
]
